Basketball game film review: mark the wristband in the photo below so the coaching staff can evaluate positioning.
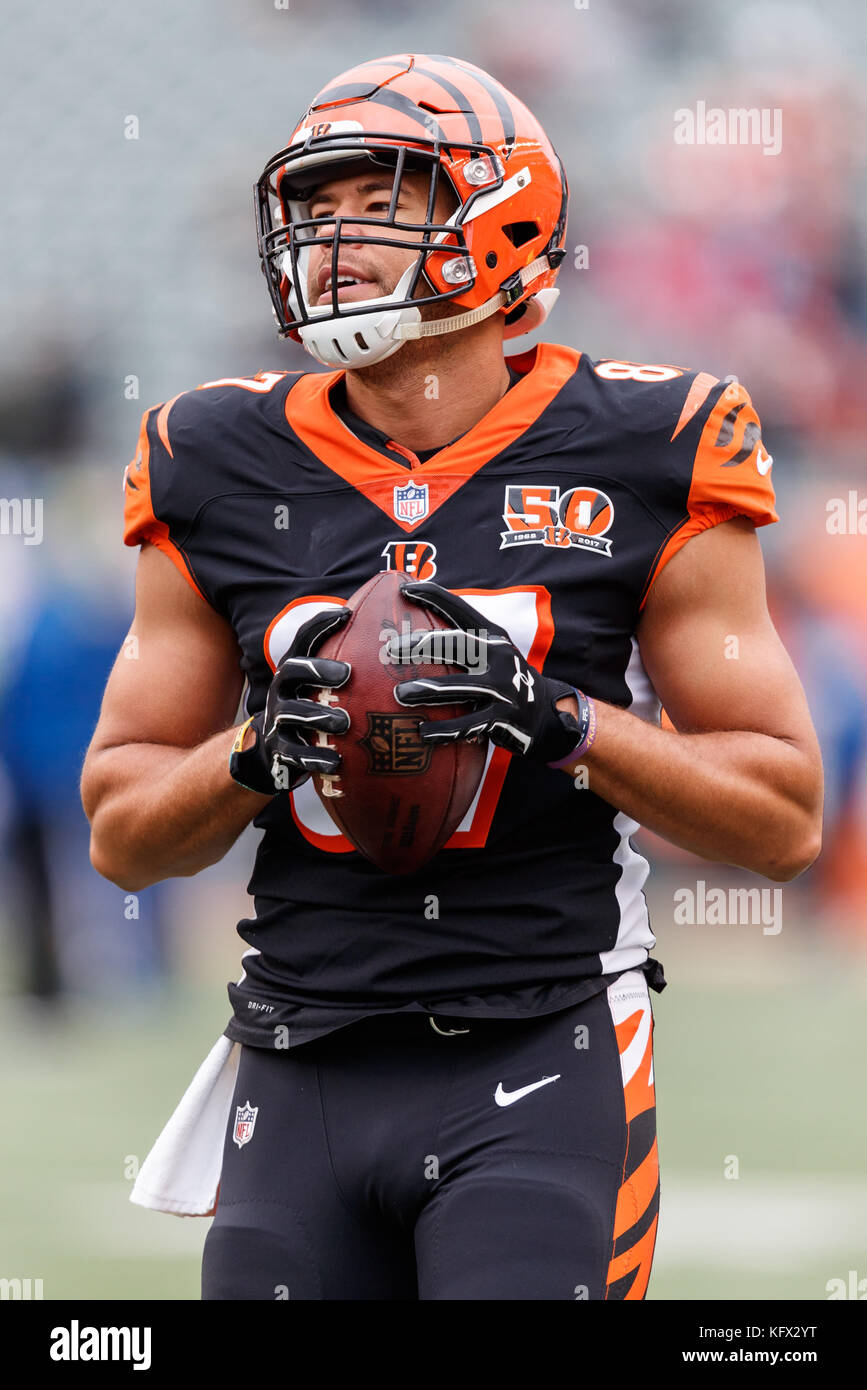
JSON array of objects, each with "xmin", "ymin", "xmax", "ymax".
[{"xmin": 546, "ymin": 688, "xmax": 597, "ymax": 770}]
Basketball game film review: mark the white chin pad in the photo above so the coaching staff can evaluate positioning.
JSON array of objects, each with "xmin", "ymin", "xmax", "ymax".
[
  {"xmin": 290, "ymin": 260, "xmax": 424, "ymax": 368},
  {"xmin": 298, "ymin": 309, "xmax": 416, "ymax": 368}
]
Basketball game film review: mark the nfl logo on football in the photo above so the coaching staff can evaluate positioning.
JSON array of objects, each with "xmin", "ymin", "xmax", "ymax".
[
  {"xmin": 233, "ymin": 1102, "xmax": 258, "ymax": 1148},
  {"xmin": 393, "ymin": 481, "xmax": 429, "ymax": 523}
]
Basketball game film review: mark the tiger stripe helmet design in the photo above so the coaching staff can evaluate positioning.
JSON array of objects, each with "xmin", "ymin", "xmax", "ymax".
[{"xmin": 254, "ymin": 53, "xmax": 568, "ymax": 368}]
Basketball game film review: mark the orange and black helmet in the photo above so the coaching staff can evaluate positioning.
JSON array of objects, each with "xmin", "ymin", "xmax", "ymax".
[{"xmin": 254, "ymin": 53, "xmax": 568, "ymax": 368}]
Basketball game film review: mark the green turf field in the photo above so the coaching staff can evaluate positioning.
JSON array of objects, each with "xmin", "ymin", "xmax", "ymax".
[{"xmin": 1, "ymin": 880, "xmax": 865, "ymax": 1301}]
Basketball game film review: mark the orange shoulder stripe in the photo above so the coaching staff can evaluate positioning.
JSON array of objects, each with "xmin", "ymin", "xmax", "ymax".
[
  {"xmin": 641, "ymin": 379, "xmax": 778, "ymax": 608},
  {"xmin": 122, "ymin": 408, "xmax": 207, "ymax": 603},
  {"xmin": 670, "ymin": 370, "xmax": 719, "ymax": 440},
  {"xmin": 156, "ymin": 393, "xmax": 183, "ymax": 458}
]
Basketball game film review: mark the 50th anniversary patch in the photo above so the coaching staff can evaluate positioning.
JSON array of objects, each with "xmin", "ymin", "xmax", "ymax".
[{"xmin": 500, "ymin": 484, "xmax": 615, "ymax": 555}]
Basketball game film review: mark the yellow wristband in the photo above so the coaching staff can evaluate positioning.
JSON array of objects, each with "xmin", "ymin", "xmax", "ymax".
[{"xmin": 232, "ymin": 716, "xmax": 256, "ymax": 756}]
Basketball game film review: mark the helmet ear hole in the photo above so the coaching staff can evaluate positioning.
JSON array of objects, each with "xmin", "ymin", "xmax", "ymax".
[{"xmin": 502, "ymin": 221, "xmax": 540, "ymax": 248}]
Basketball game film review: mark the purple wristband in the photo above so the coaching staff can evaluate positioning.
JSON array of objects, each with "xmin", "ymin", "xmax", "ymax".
[{"xmin": 547, "ymin": 688, "xmax": 598, "ymax": 770}]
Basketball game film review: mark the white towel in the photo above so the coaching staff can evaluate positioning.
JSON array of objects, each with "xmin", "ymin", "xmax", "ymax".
[
  {"xmin": 131, "ymin": 950, "xmax": 259, "ymax": 1217},
  {"xmin": 129, "ymin": 1033, "xmax": 240, "ymax": 1217}
]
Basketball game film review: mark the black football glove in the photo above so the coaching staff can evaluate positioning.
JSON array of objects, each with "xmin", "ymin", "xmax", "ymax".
[
  {"xmin": 229, "ymin": 606, "xmax": 351, "ymax": 795},
  {"xmin": 393, "ymin": 581, "xmax": 582, "ymax": 763}
]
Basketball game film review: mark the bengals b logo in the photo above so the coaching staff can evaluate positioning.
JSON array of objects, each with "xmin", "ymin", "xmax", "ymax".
[{"xmin": 381, "ymin": 540, "xmax": 437, "ymax": 580}]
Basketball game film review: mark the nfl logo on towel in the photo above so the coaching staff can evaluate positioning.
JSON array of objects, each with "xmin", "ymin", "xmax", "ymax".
[
  {"xmin": 233, "ymin": 1101, "xmax": 258, "ymax": 1148},
  {"xmin": 393, "ymin": 481, "xmax": 429, "ymax": 523}
]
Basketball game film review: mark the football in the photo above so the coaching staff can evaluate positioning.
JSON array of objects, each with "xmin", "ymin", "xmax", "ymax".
[{"xmin": 309, "ymin": 570, "xmax": 487, "ymax": 874}]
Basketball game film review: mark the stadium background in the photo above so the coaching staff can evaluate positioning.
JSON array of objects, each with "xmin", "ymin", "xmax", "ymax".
[{"xmin": 1, "ymin": 0, "xmax": 866, "ymax": 1300}]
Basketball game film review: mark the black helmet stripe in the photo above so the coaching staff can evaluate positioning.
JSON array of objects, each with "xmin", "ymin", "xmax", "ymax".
[
  {"xmin": 312, "ymin": 81, "xmax": 386, "ymax": 105},
  {"xmin": 427, "ymin": 55, "xmax": 516, "ymax": 153},
  {"xmin": 411, "ymin": 65, "xmax": 484, "ymax": 144},
  {"xmin": 309, "ymin": 84, "xmax": 448, "ymax": 144},
  {"xmin": 367, "ymin": 88, "xmax": 447, "ymax": 142}
]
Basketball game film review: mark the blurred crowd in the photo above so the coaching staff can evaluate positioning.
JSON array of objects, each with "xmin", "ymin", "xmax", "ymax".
[{"xmin": 1, "ymin": 0, "xmax": 865, "ymax": 1003}]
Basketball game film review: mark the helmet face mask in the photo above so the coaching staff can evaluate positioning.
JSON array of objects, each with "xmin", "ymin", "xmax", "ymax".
[
  {"xmin": 256, "ymin": 133, "xmax": 494, "ymax": 363},
  {"xmin": 253, "ymin": 55, "xmax": 569, "ymax": 368}
]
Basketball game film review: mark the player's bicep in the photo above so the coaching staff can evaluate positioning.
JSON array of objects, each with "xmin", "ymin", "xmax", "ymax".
[
  {"xmin": 88, "ymin": 542, "xmax": 245, "ymax": 755},
  {"xmin": 636, "ymin": 516, "xmax": 817, "ymax": 747}
]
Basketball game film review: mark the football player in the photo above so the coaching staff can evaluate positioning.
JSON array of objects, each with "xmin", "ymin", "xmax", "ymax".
[{"xmin": 81, "ymin": 54, "xmax": 823, "ymax": 1300}]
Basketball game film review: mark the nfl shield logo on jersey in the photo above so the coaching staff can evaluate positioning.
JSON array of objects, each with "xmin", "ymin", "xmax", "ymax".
[
  {"xmin": 233, "ymin": 1101, "xmax": 258, "ymax": 1148},
  {"xmin": 393, "ymin": 481, "xmax": 429, "ymax": 523}
]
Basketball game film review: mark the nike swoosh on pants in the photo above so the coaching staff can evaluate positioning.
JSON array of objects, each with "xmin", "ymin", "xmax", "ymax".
[{"xmin": 494, "ymin": 1075, "xmax": 561, "ymax": 1107}]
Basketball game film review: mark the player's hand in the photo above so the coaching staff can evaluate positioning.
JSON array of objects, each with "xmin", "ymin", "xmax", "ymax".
[
  {"xmin": 229, "ymin": 607, "xmax": 351, "ymax": 794},
  {"xmin": 393, "ymin": 581, "xmax": 582, "ymax": 763}
]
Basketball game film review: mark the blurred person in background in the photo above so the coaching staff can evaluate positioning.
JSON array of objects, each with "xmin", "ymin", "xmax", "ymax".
[
  {"xmin": 765, "ymin": 501, "xmax": 867, "ymax": 936},
  {"xmin": 0, "ymin": 347, "xmax": 169, "ymax": 1003}
]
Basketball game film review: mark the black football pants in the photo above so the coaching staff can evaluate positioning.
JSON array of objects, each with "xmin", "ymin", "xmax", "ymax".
[{"xmin": 200, "ymin": 969, "xmax": 659, "ymax": 1300}]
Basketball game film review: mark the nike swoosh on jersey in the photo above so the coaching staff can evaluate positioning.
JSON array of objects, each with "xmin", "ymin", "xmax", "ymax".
[
  {"xmin": 494, "ymin": 1074, "xmax": 561, "ymax": 1106},
  {"xmin": 756, "ymin": 446, "xmax": 773, "ymax": 475}
]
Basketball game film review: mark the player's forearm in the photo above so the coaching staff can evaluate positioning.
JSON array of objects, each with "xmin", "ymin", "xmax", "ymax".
[
  {"xmin": 561, "ymin": 700, "xmax": 822, "ymax": 880},
  {"xmin": 83, "ymin": 726, "xmax": 272, "ymax": 890}
]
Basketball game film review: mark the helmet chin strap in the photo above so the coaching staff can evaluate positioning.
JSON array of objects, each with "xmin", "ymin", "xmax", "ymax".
[
  {"xmin": 294, "ymin": 253, "xmax": 559, "ymax": 368},
  {"xmin": 394, "ymin": 254, "xmax": 553, "ymax": 340}
]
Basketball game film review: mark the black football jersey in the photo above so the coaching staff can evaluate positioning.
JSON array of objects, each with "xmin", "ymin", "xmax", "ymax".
[{"xmin": 123, "ymin": 344, "xmax": 777, "ymax": 1047}]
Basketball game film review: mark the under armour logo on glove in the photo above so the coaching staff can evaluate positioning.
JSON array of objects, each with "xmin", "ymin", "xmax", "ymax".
[
  {"xmin": 393, "ymin": 581, "xmax": 581, "ymax": 764},
  {"xmin": 512, "ymin": 658, "xmax": 535, "ymax": 701}
]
